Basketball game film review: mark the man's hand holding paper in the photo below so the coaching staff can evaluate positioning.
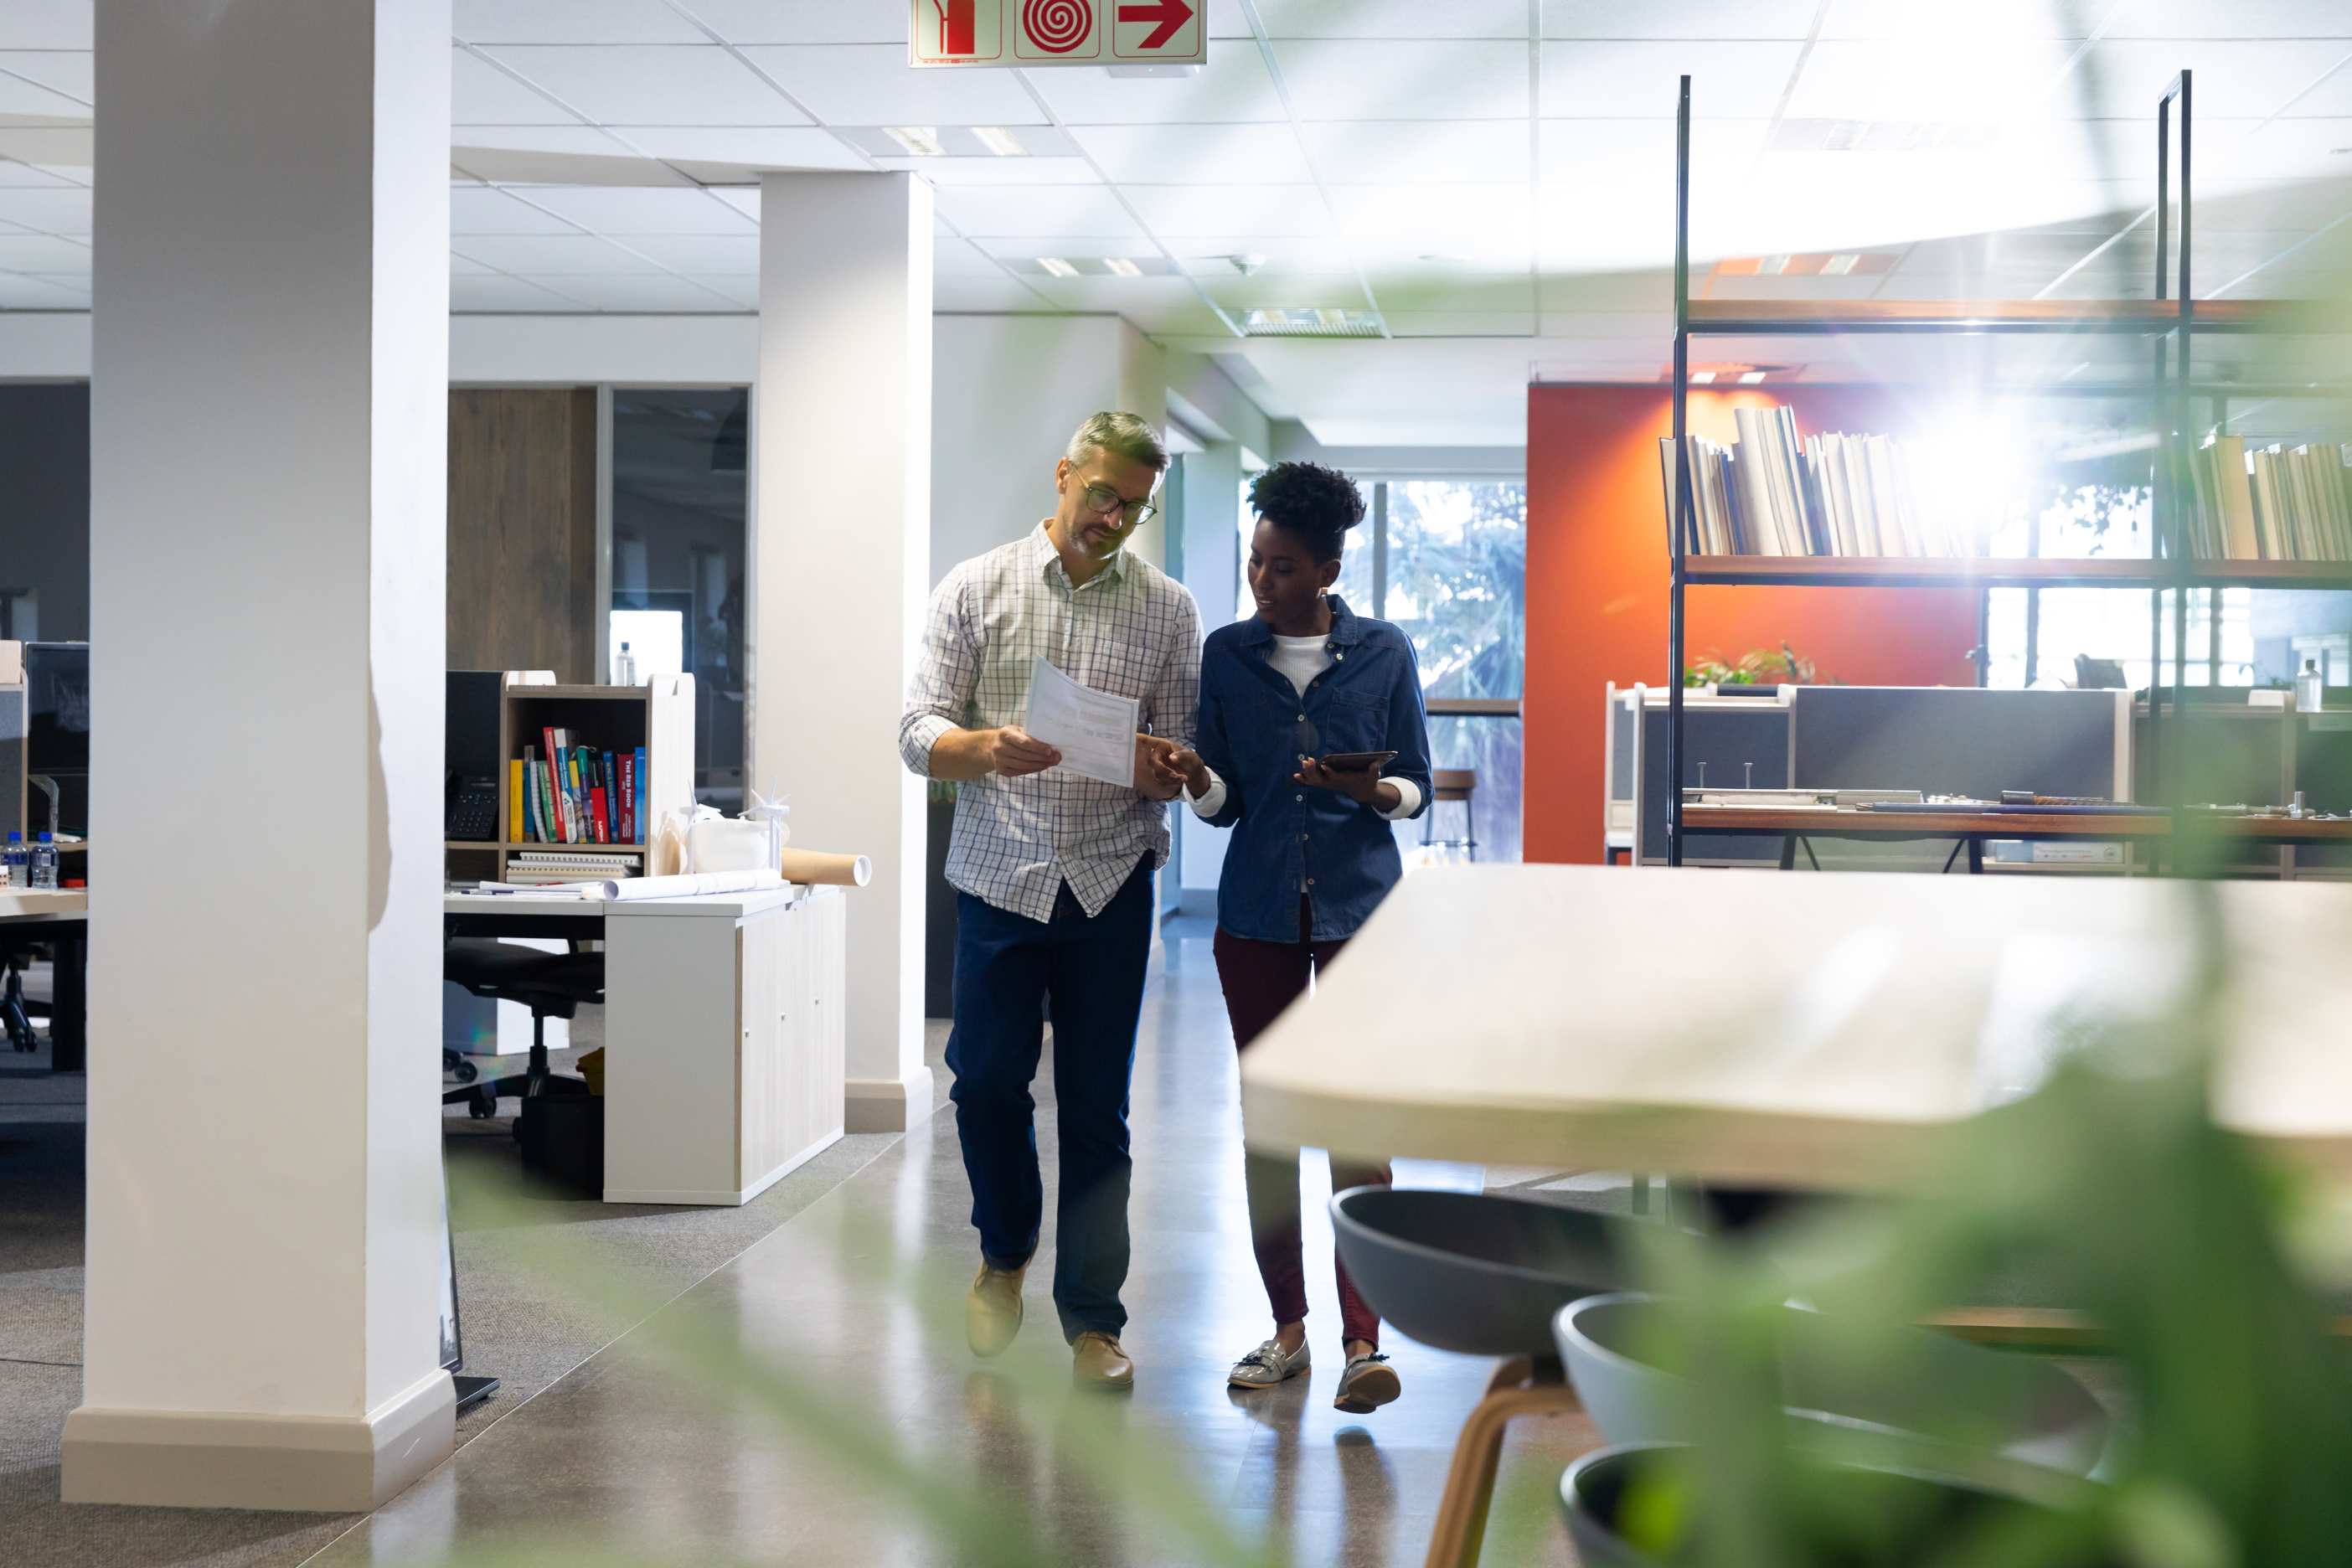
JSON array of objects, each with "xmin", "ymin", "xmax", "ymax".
[{"xmin": 1023, "ymin": 656, "xmax": 1143, "ymax": 789}]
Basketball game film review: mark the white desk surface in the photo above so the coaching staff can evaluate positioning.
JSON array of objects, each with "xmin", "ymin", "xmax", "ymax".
[
  {"xmin": 1237, "ymin": 864, "xmax": 2352, "ymax": 1191},
  {"xmin": 0, "ymin": 888, "xmax": 87, "ymax": 921},
  {"xmin": 443, "ymin": 885, "xmax": 819, "ymax": 921}
]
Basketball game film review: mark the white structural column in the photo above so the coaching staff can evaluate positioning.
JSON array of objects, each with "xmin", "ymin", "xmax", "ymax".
[
  {"xmin": 754, "ymin": 173, "xmax": 935, "ymax": 1133},
  {"xmin": 69, "ymin": 0, "xmax": 454, "ymax": 1510}
]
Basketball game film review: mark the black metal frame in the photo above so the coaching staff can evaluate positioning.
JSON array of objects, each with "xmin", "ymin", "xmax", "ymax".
[{"xmin": 1664, "ymin": 70, "xmax": 2206, "ymax": 867}]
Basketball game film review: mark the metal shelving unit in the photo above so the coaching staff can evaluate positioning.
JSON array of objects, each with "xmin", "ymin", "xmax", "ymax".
[{"xmin": 1663, "ymin": 70, "xmax": 2346, "ymax": 866}]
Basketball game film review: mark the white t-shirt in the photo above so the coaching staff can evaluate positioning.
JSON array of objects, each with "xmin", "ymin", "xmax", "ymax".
[{"xmin": 1189, "ymin": 632, "xmax": 1422, "ymax": 821}]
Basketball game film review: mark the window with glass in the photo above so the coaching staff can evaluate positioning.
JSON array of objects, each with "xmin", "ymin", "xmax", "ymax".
[{"xmin": 610, "ymin": 388, "xmax": 749, "ymax": 809}]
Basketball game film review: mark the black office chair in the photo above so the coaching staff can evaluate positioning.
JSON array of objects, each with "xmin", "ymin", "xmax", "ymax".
[{"xmin": 441, "ymin": 938, "xmax": 604, "ymax": 1117}]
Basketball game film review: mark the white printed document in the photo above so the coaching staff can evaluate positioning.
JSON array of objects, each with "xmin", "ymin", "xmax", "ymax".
[{"xmin": 1023, "ymin": 656, "xmax": 1139, "ymax": 788}]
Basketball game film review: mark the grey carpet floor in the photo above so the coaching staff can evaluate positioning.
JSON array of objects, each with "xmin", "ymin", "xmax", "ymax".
[{"xmin": 0, "ymin": 1018, "xmax": 950, "ymax": 1568}]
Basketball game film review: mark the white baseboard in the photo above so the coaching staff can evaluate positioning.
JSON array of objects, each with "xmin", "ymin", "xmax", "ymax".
[
  {"xmin": 63, "ymin": 1367, "xmax": 455, "ymax": 1512},
  {"xmin": 845, "ymin": 1065, "xmax": 936, "ymax": 1133}
]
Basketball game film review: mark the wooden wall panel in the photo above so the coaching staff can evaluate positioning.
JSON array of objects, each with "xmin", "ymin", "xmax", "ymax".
[{"xmin": 447, "ymin": 388, "xmax": 598, "ymax": 680}]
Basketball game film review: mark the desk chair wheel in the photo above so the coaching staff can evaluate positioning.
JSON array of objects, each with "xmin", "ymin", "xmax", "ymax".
[
  {"xmin": 468, "ymin": 1086, "xmax": 498, "ymax": 1119},
  {"xmin": 2, "ymin": 958, "xmax": 35, "ymax": 1051}
]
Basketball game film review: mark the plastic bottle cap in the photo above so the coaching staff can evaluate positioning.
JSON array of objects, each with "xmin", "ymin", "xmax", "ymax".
[{"xmin": 38, "ymin": 833, "xmax": 50, "ymax": 842}]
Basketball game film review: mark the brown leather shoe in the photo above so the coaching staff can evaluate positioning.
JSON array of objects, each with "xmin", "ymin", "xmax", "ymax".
[
  {"xmin": 1071, "ymin": 1330, "xmax": 1134, "ymax": 1391},
  {"xmin": 965, "ymin": 1261, "xmax": 1027, "ymax": 1358}
]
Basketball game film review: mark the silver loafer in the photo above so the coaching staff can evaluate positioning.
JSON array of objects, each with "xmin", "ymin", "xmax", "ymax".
[
  {"xmin": 1227, "ymin": 1337, "xmax": 1311, "ymax": 1389},
  {"xmin": 1333, "ymin": 1351, "xmax": 1400, "ymax": 1413}
]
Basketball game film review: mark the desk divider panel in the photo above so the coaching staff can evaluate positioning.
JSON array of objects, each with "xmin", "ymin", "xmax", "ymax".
[{"xmin": 1791, "ymin": 688, "xmax": 2130, "ymax": 803}]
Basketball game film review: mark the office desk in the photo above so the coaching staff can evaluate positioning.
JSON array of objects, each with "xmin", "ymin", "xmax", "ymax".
[
  {"xmin": 445, "ymin": 885, "xmax": 846, "ymax": 1204},
  {"xmin": 1680, "ymin": 805, "xmax": 2352, "ymax": 874},
  {"xmin": 1237, "ymin": 864, "xmax": 2352, "ymax": 1191},
  {"xmin": 0, "ymin": 888, "xmax": 86, "ymax": 1070}
]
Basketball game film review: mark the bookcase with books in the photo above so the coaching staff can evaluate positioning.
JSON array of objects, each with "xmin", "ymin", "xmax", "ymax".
[
  {"xmin": 1657, "ymin": 70, "xmax": 2352, "ymax": 863},
  {"xmin": 442, "ymin": 673, "xmax": 695, "ymax": 888}
]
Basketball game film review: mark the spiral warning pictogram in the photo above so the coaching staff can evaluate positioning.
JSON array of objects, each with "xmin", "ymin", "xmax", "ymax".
[{"xmin": 1021, "ymin": 0, "xmax": 1092, "ymax": 53}]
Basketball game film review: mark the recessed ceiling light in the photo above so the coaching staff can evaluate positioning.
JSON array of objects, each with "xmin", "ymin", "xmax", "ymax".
[
  {"xmin": 1103, "ymin": 257, "xmax": 1142, "ymax": 276},
  {"xmin": 1738, "ymin": 370, "xmax": 1769, "ymax": 384},
  {"xmin": 1821, "ymin": 254, "xmax": 1862, "ymax": 275},
  {"xmin": 972, "ymin": 126, "xmax": 1029, "ymax": 157},
  {"xmin": 1756, "ymin": 255, "xmax": 1792, "ymax": 276},
  {"xmin": 1418, "ymin": 252, "xmax": 1471, "ymax": 262},
  {"xmin": 1240, "ymin": 307, "xmax": 1383, "ymax": 338},
  {"xmin": 1038, "ymin": 257, "xmax": 1079, "ymax": 278},
  {"xmin": 1690, "ymin": 370, "xmax": 1718, "ymax": 384},
  {"xmin": 884, "ymin": 126, "xmax": 945, "ymax": 157}
]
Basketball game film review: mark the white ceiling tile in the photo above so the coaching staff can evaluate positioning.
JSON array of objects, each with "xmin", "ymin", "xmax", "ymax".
[
  {"xmin": 0, "ymin": 161, "xmax": 78, "ymax": 188},
  {"xmin": 451, "ymin": 186, "xmax": 590, "ymax": 234},
  {"xmin": 0, "ymin": 3, "xmax": 90, "ymax": 49},
  {"xmin": 456, "ymin": 0, "xmax": 710, "ymax": 44},
  {"xmin": 1784, "ymin": 39, "xmax": 2090, "ymax": 123},
  {"xmin": 740, "ymin": 43, "xmax": 1045, "ymax": 125},
  {"xmin": 1072, "ymin": 121, "xmax": 1312, "ymax": 184},
  {"xmin": 623, "ymin": 125, "xmax": 869, "ymax": 168},
  {"xmin": 615, "ymin": 233, "xmax": 762, "ymax": 271},
  {"xmin": 0, "ymin": 185, "xmax": 87, "ymax": 234},
  {"xmin": 0, "ymin": 50, "xmax": 90, "ymax": 106},
  {"xmin": 932, "ymin": 184, "xmax": 1148, "ymax": 238},
  {"xmin": 448, "ymin": 251, "xmax": 499, "ymax": 276},
  {"xmin": 1199, "ymin": 271, "xmax": 1369, "ymax": 307},
  {"xmin": 972, "ymin": 232, "xmax": 1171, "ymax": 258},
  {"xmin": 0, "ymin": 271, "xmax": 85, "ymax": 307},
  {"xmin": 1542, "ymin": 41, "xmax": 1803, "ymax": 118},
  {"xmin": 0, "ymin": 64, "xmax": 87, "ymax": 116},
  {"xmin": 1328, "ymin": 182, "xmax": 1529, "ymax": 239},
  {"xmin": 709, "ymin": 187, "xmax": 761, "ymax": 220},
  {"xmin": 513, "ymin": 185, "xmax": 761, "ymax": 233},
  {"xmin": 1355, "ymin": 241, "xmax": 1532, "ymax": 275},
  {"xmin": 1028, "ymin": 42, "xmax": 1285, "ymax": 124},
  {"xmin": 686, "ymin": 276, "xmax": 760, "ymax": 308},
  {"xmin": 544, "ymin": 273, "xmax": 747, "ymax": 309},
  {"xmin": 455, "ymin": 235, "xmax": 670, "ymax": 275},
  {"xmin": 0, "ymin": 230, "xmax": 86, "ymax": 270},
  {"xmin": 477, "ymin": 44, "xmax": 811, "ymax": 126},
  {"xmin": 935, "ymin": 235, "xmax": 1010, "ymax": 277},
  {"xmin": 1545, "ymin": 2, "xmax": 1823, "ymax": 40},
  {"xmin": 451, "ymin": 273, "xmax": 593, "ymax": 311},
  {"xmin": 1819, "ymin": 2, "xmax": 2087, "ymax": 41},
  {"xmin": 1272, "ymin": 39, "xmax": 1529, "ymax": 121},
  {"xmin": 1307, "ymin": 119, "xmax": 1530, "ymax": 183},
  {"xmin": 897, "ymin": 157, "xmax": 1103, "ymax": 185},
  {"xmin": 1383, "ymin": 310, "xmax": 1537, "ymax": 336},
  {"xmin": 2263, "ymin": 63, "xmax": 2352, "ymax": 119},
  {"xmin": 1540, "ymin": 117, "xmax": 1770, "ymax": 178},
  {"xmin": 933, "ymin": 276, "xmax": 1060, "ymax": 312},
  {"xmin": 1123, "ymin": 182, "xmax": 1333, "ymax": 236},
  {"xmin": 2101, "ymin": 2, "xmax": 2352, "ymax": 39},
  {"xmin": 684, "ymin": 0, "xmax": 906, "ymax": 46},
  {"xmin": 454, "ymin": 126, "xmax": 631, "ymax": 157},
  {"xmin": 0, "ymin": 126, "xmax": 90, "ymax": 168},
  {"xmin": 453, "ymin": 46, "xmax": 579, "ymax": 125},
  {"xmin": 1021, "ymin": 276, "xmax": 1204, "ymax": 313},
  {"xmin": 1251, "ymin": 1, "xmax": 1530, "ymax": 39},
  {"xmin": 1166, "ymin": 238, "xmax": 1356, "ymax": 272}
]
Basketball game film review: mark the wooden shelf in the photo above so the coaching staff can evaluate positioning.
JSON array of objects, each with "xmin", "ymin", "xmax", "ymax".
[
  {"xmin": 1681, "ymin": 555, "xmax": 2352, "ymax": 590},
  {"xmin": 1683, "ymin": 806, "xmax": 2352, "ymax": 843},
  {"xmin": 1685, "ymin": 297, "xmax": 2339, "ymax": 336},
  {"xmin": 507, "ymin": 683, "xmax": 652, "ymax": 702}
]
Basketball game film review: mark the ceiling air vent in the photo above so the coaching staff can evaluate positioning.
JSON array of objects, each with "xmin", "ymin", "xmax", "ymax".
[{"xmin": 1239, "ymin": 307, "xmax": 1385, "ymax": 338}]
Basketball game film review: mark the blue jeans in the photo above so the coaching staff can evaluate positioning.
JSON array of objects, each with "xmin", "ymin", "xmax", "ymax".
[{"xmin": 946, "ymin": 858, "xmax": 1153, "ymax": 1343}]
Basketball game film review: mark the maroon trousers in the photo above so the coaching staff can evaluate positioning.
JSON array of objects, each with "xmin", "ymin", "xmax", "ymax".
[{"xmin": 1214, "ymin": 906, "xmax": 1391, "ymax": 1348}]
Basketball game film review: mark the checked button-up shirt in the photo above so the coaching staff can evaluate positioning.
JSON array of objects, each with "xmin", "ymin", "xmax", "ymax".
[{"xmin": 900, "ymin": 523, "xmax": 1204, "ymax": 922}]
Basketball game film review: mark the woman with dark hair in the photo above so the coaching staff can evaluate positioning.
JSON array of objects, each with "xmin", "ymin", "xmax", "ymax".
[{"xmin": 1147, "ymin": 461, "xmax": 1433, "ymax": 1413}]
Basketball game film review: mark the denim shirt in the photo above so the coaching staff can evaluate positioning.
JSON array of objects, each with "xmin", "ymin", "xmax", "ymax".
[{"xmin": 1194, "ymin": 596, "xmax": 1433, "ymax": 943}]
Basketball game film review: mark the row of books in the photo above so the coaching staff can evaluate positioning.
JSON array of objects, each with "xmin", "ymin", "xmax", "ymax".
[
  {"xmin": 504, "ymin": 848, "xmax": 641, "ymax": 886},
  {"xmin": 510, "ymin": 729, "xmax": 647, "ymax": 845},
  {"xmin": 1658, "ymin": 407, "xmax": 1973, "ymax": 558},
  {"xmin": 2189, "ymin": 436, "xmax": 2352, "ymax": 561}
]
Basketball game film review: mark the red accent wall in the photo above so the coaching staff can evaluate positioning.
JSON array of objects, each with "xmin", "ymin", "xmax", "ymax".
[{"xmin": 1523, "ymin": 384, "xmax": 1983, "ymax": 865}]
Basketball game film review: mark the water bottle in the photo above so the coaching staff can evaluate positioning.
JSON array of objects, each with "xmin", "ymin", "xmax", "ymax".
[
  {"xmin": 2298, "ymin": 658, "xmax": 2325, "ymax": 714},
  {"xmin": 32, "ymin": 832, "xmax": 57, "ymax": 890},
  {"xmin": 614, "ymin": 641, "xmax": 637, "ymax": 686},
  {"xmin": 0, "ymin": 831, "xmax": 20, "ymax": 890}
]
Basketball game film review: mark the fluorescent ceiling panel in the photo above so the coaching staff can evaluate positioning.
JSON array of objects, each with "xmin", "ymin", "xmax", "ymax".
[
  {"xmin": 740, "ymin": 43, "xmax": 1043, "ymax": 126},
  {"xmin": 1273, "ymin": 40, "xmax": 1532, "ymax": 121},
  {"xmin": 453, "ymin": 0, "xmax": 709, "ymax": 45},
  {"xmin": 477, "ymin": 44, "xmax": 811, "ymax": 126}
]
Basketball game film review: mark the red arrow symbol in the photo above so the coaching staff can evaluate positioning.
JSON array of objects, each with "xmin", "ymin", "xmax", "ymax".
[{"xmin": 1117, "ymin": 0, "xmax": 1194, "ymax": 51}]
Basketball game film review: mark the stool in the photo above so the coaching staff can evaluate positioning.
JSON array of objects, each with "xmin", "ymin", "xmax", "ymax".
[
  {"xmin": 1332, "ymin": 1186, "xmax": 1641, "ymax": 1568},
  {"xmin": 1421, "ymin": 769, "xmax": 1478, "ymax": 861}
]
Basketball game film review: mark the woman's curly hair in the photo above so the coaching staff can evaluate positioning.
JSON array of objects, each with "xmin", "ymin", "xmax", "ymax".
[{"xmin": 1247, "ymin": 462, "xmax": 1365, "ymax": 562}]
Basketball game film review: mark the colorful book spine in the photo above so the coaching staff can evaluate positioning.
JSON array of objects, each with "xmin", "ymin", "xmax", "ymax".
[
  {"xmin": 522, "ymin": 750, "xmax": 539, "ymax": 842},
  {"xmin": 508, "ymin": 759, "xmax": 524, "ymax": 843},
  {"xmin": 540, "ymin": 726, "xmax": 568, "ymax": 841},
  {"xmin": 619, "ymin": 751, "xmax": 637, "ymax": 844},
  {"xmin": 602, "ymin": 750, "xmax": 619, "ymax": 842},
  {"xmin": 635, "ymin": 746, "xmax": 648, "ymax": 843}
]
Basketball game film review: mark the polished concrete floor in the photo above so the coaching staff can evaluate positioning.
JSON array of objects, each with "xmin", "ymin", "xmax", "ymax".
[{"xmin": 3, "ymin": 921, "xmax": 1601, "ymax": 1566}]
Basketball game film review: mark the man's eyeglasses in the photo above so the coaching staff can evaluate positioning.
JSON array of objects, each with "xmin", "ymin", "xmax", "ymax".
[{"xmin": 1075, "ymin": 479, "xmax": 1158, "ymax": 526}]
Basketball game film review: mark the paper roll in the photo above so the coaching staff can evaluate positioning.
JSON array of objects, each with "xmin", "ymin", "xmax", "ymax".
[{"xmin": 776, "ymin": 848, "xmax": 872, "ymax": 887}]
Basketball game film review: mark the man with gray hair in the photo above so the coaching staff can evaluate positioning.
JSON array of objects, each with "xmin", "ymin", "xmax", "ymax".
[{"xmin": 900, "ymin": 410, "xmax": 1203, "ymax": 1390}]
